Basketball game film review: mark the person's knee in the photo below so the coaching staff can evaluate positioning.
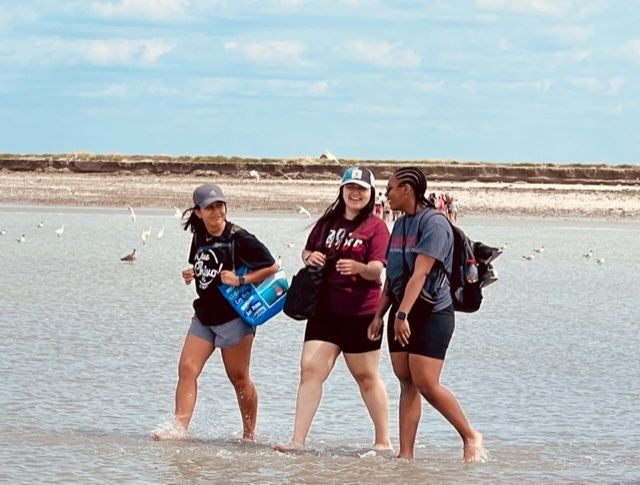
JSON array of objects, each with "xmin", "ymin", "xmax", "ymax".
[
  {"xmin": 300, "ymin": 360, "xmax": 329, "ymax": 384},
  {"xmin": 352, "ymin": 371, "xmax": 377, "ymax": 392},
  {"xmin": 178, "ymin": 358, "xmax": 203, "ymax": 381},
  {"xmin": 227, "ymin": 369, "xmax": 252, "ymax": 390},
  {"xmin": 415, "ymin": 379, "xmax": 439, "ymax": 403}
]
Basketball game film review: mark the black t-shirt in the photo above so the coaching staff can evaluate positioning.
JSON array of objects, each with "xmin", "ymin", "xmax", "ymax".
[{"xmin": 188, "ymin": 221, "xmax": 276, "ymax": 326}]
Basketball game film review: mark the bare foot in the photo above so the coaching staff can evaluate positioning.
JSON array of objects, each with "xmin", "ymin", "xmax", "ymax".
[
  {"xmin": 242, "ymin": 435, "xmax": 257, "ymax": 444},
  {"xmin": 373, "ymin": 442, "xmax": 394, "ymax": 452},
  {"xmin": 463, "ymin": 431, "xmax": 487, "ymax": 463},
  {"xmin": 151, "ymin": 422, "xmax": 188, "ymax": 441},
  {"xmin": 273, "ymin": 441, "xmax": 304, "ymax": 453}
]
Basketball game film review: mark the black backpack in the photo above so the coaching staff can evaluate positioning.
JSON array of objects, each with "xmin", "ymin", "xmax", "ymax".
[{"xmin": 421, "ymin": 210, "xmax": 501, "ymax": 313}]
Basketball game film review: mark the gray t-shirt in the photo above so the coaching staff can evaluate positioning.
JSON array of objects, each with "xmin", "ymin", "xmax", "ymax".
[{"xmin": 386, "ymin": 208, "xmax": 453, "ymax": 312}]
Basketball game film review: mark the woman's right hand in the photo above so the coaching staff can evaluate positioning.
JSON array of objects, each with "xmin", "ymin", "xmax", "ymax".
[
  {"xmin": 367, "ymin": 315, "xmax": 384, "ymax": 341},
  {"xmin": 182, "ymin": 267, "xmax": 194, "ymax": 285},
  {"xmin": 305, "ymin": 251, "xmax": 326, "ymax": 267}
]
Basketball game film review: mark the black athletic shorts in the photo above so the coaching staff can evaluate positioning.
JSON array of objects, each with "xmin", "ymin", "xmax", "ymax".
[
  {"xmin": 305, "ymin": 310, "xmax": 382, "ymax": 354},
  {"xmin": 387, "ymin": 304, "xmax": 455, "ymax": 360}
]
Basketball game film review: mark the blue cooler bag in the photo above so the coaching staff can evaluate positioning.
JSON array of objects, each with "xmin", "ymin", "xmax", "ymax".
[{"xmin": 218, "ymin": 266, "xmax": 288, "ymax": 326}]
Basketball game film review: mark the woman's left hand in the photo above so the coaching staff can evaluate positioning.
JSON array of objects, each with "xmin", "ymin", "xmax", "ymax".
[
  {"xmin": 394, "ymin": 316, "xmax": 411, "ymax": 347},
  {"xmin": 336, "ymin": 259, "xmax": 362, "ymax": 276},
  {"xmin": 220, "ymin": 270, "xmax": 239, "ymax": 286}
]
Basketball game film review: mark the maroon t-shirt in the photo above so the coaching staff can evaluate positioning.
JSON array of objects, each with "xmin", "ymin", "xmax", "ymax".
[{"xmin": 305, "ymin": 215, "xmax": 390, "ymax": 315}]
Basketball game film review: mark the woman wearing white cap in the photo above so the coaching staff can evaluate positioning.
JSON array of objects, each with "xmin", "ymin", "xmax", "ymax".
[
  {"xmin": 153, "ymin": 183, "xmax": 279, "ymax": 442},
  {"xmin": 276, "ymin": 167, "xmax": 392, "ymax": 452}
]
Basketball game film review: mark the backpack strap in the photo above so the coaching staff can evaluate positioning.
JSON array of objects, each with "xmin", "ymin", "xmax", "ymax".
[{"xmin": 228, "ymin": 223, "xmax": 242, "ymax": 271}]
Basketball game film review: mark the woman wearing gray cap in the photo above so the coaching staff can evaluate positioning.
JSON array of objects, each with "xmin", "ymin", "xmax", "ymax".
[
  {"xmin": 153, "ymin": 183, "xmax": 279, "ymax": 442},
  {"xmin": 275, "ymin": 166, "xmax": 392, "ymax": 452}
]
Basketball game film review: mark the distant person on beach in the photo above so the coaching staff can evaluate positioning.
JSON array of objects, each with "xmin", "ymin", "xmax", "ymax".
[
  {"xmin": 374, "ymin": 191, "xmax": 385, "ymax": 219},
  {"xmin": 276, "ymin": 167, "xmax": 392, "ymax": 452},
  {"xmin": 367, "ymin": 167, "xmax": 484, "ymax": 463},
  {"xmin": 153, "ymin": 183, "xmax": 279, "ymax": 441}
]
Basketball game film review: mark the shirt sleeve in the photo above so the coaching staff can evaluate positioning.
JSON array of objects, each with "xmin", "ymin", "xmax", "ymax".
[
  {"xmin": 304, "ymin": 221, "xmax": 325, "ymax": 252},
  {"xmin": 235, "ymin": 229, "xmax": 276, "ymax": 270},
  {"xmin": 413, "ymin": 214, "xmax": 452, "ymax": 265},
  {"xmin": 368, "ymin": 219, "xmax": 390, "ymax": 265}
]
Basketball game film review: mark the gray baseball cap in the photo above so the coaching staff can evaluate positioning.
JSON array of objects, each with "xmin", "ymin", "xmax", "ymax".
[{"xmin": 193, "ymin": 183, "xmax": 226, "ymax": 207}]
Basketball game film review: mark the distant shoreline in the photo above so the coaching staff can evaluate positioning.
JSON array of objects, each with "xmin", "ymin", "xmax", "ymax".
[
  {"xmin": 1, "ymin": 168, "xmax": 639, "ymax": 218},
  {"xmin": 2, "ymin": 153, "xmax": 640, "ymax": 186}
]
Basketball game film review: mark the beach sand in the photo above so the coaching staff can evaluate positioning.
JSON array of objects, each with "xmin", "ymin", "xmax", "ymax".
[{"xmin": 1, "ymin": 170, "xmax": 639, "ymax": 218}]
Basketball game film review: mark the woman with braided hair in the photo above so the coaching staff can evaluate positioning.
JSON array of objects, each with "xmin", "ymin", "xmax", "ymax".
[{"xmin": 367, "ymin": 167, "xmax": 485, "ymax": 463}]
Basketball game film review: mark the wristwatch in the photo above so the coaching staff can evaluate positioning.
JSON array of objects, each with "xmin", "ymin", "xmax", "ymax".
[
  {"xmin": 396, "ymin": 311, "xmax": 407, "ymax": 321},
  {"xmin": 238, "ymin": 276, "xmax": 246, "ymax": 286}
]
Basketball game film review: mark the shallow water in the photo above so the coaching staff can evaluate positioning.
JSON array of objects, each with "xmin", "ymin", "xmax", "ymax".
[{"xmin": 1, "ymin": 207, "xmax": 639, "ymax": 484}]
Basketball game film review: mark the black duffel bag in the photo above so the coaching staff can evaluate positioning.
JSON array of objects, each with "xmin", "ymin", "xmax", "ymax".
[{"xmin": 283, "ymin": 265, "xmax": 324, "ymax": 320}]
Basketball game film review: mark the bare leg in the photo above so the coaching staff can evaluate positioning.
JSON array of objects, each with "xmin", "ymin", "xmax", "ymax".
[
  {"xmin": 390, "ymin": 352, "xmax": 422, "ymax": 460},
  {"xmin": 153, "ymin": 333, "xmax": 214, "ymax": 440},
  {"xmin": 344, "ymin": 350, "xmax": 392, "ymax": 450},
  {"xmin": 274, "ymin": 340, "xmax": 340, "ymax": 451},
  {"xmin": 221, "ymin": 334, "xmax": 258, "ymax": 442},
  {"xmin": 409, "ymin": 354, "xmax": 484, "ymax": 463}
]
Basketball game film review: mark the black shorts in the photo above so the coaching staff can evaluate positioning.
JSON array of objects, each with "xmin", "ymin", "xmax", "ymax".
[
  {"xmin": 305, "ymin": 310, "xmax": 382, "ymax": 354},
  {"xmin": 387, "ymin": 304, "xmax": 455, "ymax": 360}
]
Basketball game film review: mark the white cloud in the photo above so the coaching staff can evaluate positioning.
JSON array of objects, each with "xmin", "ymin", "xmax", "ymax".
[
  {"xmin": 544, "ymin": 25, "xmax": 593, "ymax": 43},
  {"xmin": 413, "ymin": 80, "xmax": 445, "ymax": 93},
  {"xmin": 475, "ymin": 0, "xmax": 569, "ymax": 17},
  {"xmin": 504, "ymin": 79, "xmax": 552, "ymax": 92},
  {"xmin": 91, "ymin": 0, "xmax": 189, "ymax": 20},
  {"xmin": 308, "ymin": 80, "xmax": 331, "ymax": 96},
  {"xmin": 462, "ymin": 80, "xmax": 478, "ymax": 92},
  {"xmin": 78, "ymin": 83, "xmax": 130, "ymax": 98},
  {"xmin": 345, "ymin": 103, "xmax": 417, "ymax": 117},
  {"xmin": 621, "ymin": 39, "xmax": 640, "ymax": 64},
  {"xmin": 552, "ymin": 48, "xmax": 591, "ymax": 65},
  {"xmin": 192, "ymin": 76, "xmax": 332, "ymax": 98},
  {"xmin": 567, "ymin": 76, "xmax": 600, "ymax": 91},
  {"xmin": 31, "ymin": 38, "xmax": 175, "ymax": 66},
  {"xmin": 606, "ymin": 77, "xmax": 624, "ymax": 96},
  {"xmin": 224, "ymin": 40, "xmax": 308, "ymax": 65},
  {"xmin": 341, "ymin": 40, "xmax": 421, "ymax": 68}
]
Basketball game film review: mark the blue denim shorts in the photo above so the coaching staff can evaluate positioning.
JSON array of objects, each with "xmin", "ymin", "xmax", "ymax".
[{"xmin": 188, "ymin": 315, "xmax": 255, "ymax": 348}]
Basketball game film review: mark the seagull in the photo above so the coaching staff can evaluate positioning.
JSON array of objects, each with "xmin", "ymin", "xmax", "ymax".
[
  {"xmin": 533, "ymin": 245, "xmax": 544, "ymax": 254},
  {"xmin": 120, "ymin": 248, "xmax": 137, "ymax": 264},
  {"xmin": 298, "ymin": 206, "xmax": 311, "ymax": 218},
  {"xmin": 141, "ymin": 226, "xmax": 152, "ymax": 245},
  {"xmin": 54, "ymin": 225, "xmax": 64, "ymax": 238},
  {"xmin": 276, "ymin": 255, "xmax": 283, "ymax": 268},
  {"xmin": 173, "ymin": 206, "xmax": 182, "ymax": 218},
  {"xmin": 127, "ymin": 206, "xmax": 136, "ymax": 223},
  {"xmin": 156, "ymin": 225, "xmax": 165, "ymax": 239},
  {"xmin": 582, "ymin": 249, "xmax": 593, "ymax": 259},
  {"xmin": 596, "ymin": 257, "xmax": 605, "ymax": 266},
  {"xmin": 286, "ymin": 242, "xmax": 295, "ymax": 249},
  {"xmin": 0, "ymin": 228, "xmax": 7, "ymax": 236},
  {"xmin": 36, "ymin": 220, "xmax": 44, "ymax": 229},
  {"xmin": 522, "ymin": 254, "xmax": 535, "ymax": 261},
  {"xmin": 16, "ymin": 234, "xmax": 26, "ymax": 244},
  {"xmin": 499, "ymin": 242, "xmax": 508, "ymax": 251},
  {"xmin": 249, "ymin": 170, "xmax": 260, "ymax": 182}
]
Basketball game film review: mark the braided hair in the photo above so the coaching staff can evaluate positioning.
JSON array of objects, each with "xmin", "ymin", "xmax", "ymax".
[{"xmin": 392, "ymin": 167, "xmax": 434, "ymax": 211}]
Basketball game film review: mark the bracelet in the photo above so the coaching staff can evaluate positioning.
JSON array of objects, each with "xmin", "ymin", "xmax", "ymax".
[{"xmin": 238, "ymin": 276, "xmax": 246, "ymax": 286}]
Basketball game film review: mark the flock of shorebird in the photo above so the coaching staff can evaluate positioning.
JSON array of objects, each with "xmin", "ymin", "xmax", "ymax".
[
  {"xmin": 518, "ymin": 244, "xmax": 605, "ymax": 265},
  {"xmin": 118, "ymin": 206, "xmax": 182, "ymax": 264},
  {"xmin": 118, "ymin": 202, "xmax": 312, "ymax": 265},
  {"xmin": 1, "ymin": 220, "xmax": 65, "ymax": 244}
]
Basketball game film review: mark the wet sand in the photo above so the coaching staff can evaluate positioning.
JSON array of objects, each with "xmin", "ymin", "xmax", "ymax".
[{"xmin": 1, "ymin": 170, "xmax": 639, "ymax": 218}]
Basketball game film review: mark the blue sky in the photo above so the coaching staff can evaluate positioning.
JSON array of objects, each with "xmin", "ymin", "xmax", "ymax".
[{"xmin": 1, "ymin": 0, "xmax": 639, "ymax": 164}]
